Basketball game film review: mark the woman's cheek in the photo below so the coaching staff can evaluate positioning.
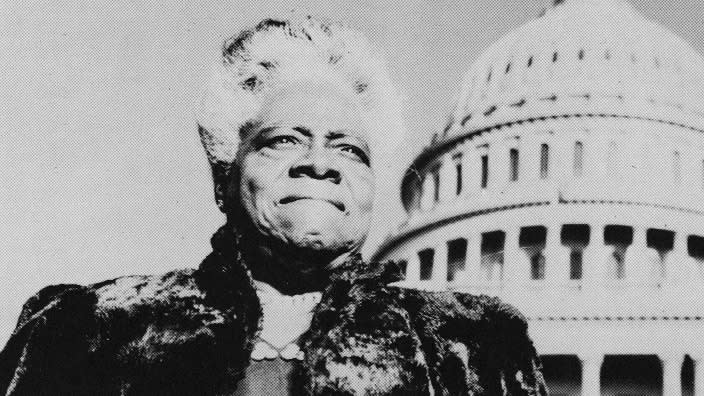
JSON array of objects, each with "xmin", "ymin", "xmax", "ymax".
[{"xmin": 349, "ymin": 169, "xmax": 375, "ymax": 213}]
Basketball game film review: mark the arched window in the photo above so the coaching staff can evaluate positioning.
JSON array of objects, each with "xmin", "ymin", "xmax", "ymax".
[
  {"xmin": 540, "ymin": 144, "xmax": 549, "ymax": 179},
  {"xmin": 510, "ymin": 148, "xmax": 520, "ymax": 181},
  {"xmin": 531, "ymin": 253, "xmax": 546, "ymax": 280},
  {"xmin": 573, "ymin": 142, "xmax": 584, "ymax": 177}
]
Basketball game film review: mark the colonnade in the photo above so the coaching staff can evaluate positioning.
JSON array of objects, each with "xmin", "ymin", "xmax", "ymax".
[
  {"xmin": 577, "ymin": 352, "xmax": 704, "ymax": 396},
  {"xmin": 402, "ymin": 224, "xmax": 703, "ymax": 287}
]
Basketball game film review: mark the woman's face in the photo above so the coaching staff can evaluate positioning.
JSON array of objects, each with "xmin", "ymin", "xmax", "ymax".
[{"xmin": 230, "ymin": 82, "xmax": 375, "ymax": 255}]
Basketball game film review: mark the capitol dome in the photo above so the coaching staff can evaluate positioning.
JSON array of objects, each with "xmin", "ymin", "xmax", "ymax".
[
  {"xmin": 444, "ymin": 0, "xmax": 704, "ymax": 140},
  {"xmin": 374, "ymin": 0, "xmax": 704, "ymax": 394}
]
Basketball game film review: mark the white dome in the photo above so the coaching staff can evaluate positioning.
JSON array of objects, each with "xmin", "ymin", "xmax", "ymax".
[{"xmin": 441, "ymin": 0, "xmax": 704, "ymax": 141}]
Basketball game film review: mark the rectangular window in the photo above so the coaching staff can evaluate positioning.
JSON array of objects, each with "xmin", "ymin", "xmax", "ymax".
[
  {"xmin": 481, "ymin": 154, "xmax": 489, "ymax": 188},
  {"xmin": 569, "ymin": 250, "xmax": 583, "ymax": 280},
  {"xmin": 418, "ymin": 249, "xmax": 434, "ymax": 280},
  {"xmin": 509, "ymin": 148, "xmax": 519, "ymax": 181},
  {"xmin": 688, "ymin": 235, "xmax": 704, "ymax": 260},
  {"xmin": 540, "ymin": 144, "xmax": 549, "ymax": 179},
  {"xmin": 432, "ymin": 167, "xmax": 440, "ymax": 202},
  {"xmin": 574, "ymin": 142, "xmax": 584, "ymax": 177},
  {"xmin": 480, "ymin": 231, "xmax": 505, "ymax": 281},
  {"xmin": 397, "ymin": 260, "xmax": 408, "ymax": 278},
  {"xmin": 453, "ymin": 154, "xmax": 463, "ymax": 195},
  {"xmin": 447, "ymin": 239, "xmax": 467, "ymax": 282}
]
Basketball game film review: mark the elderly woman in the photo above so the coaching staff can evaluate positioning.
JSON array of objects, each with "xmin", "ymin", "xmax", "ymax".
[{"xmin": 0, "ymin": 17, "xmax": 546, "ymax": 395}]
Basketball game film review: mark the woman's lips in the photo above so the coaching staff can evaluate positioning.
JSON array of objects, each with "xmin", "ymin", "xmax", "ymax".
[{"xmin": 279, "ymin": 196, "xmax": 346, "ymax": 212}]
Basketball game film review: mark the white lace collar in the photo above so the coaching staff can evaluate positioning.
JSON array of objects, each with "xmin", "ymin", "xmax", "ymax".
[{"xmin": 251, "ymin": 281, "xmax": 322, "ymax": 361}]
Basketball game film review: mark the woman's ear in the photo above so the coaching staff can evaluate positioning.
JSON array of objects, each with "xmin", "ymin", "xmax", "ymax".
[
  {"xmin": 214, "ymin": 182, "xmax": 227, "ymax": 212},
  {"xmin": 212, "ymin": 164, "xmax": 237, "ymax": 213}
]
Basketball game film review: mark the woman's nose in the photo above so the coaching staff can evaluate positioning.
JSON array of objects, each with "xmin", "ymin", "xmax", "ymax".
[{"xmin": 289, "ymin": 147, "xmax": 342, "ymax": 184}]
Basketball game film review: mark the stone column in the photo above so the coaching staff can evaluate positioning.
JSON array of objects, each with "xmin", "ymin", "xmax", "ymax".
[
  {"xmin": 432, "ymin": 240, "xmax": 448, "ymax": 289},
  {"xmin": 522, "ymin": 137, "xmax": 541, "ymax": 182},
  {"xmin": 466, "ymin": 233, "xmax": 483, "ymax": 285},
  {"xmin": 582, "ymin": 223, "xmax": 607, "ymax": 313},
  {"xmin": 692, "ymin": 354, "xmax": 704, "ymax": 396},
  {"xmin": 421, "ymin": 175, "xmax": 434, "ymax": 211},
  {"xmin": 463, "ymin": 149, "xmax": 480, "ymax": 196},
  {"xmin": 545, "ymin": 223, "xmax": 568, "ymax": 284},
  {"xmin": 549, "ymin": 135, "xmax": 567, "ymax": 186},
  {"xmin": 582, "ymin": 224, "xmax": 602, "ymax": 282},
  {"xmin": 406, "ymin": 253, "xmax": 421, "ymax": 283},
  {"xmin": 668, "ymin": 231, "xmax": 694, "ymax": 286},
  {"xmin": 439, "ymin": 156, "xmax": 456, "ymax": 203},
  {"xmin": 489, "ymin": 141, "xmax": 509, "ymax": 192},
  {"xmin": 579, "ymin": 353, "xmax": 603, "ymax": 396},
  {"xmin": 589, "ymin": 135, "xmax": 610, "ymax": 197},
  {"xmin": 625, "ymin": 226, "xmax": 648, "ymax": 283},
  {"xmin": 661, "ymin": 353, "xmax": 684, "ymax": 396},
  {"xmin": 503, "ymin": 227, "xmax": 523, "ymax": 286}
]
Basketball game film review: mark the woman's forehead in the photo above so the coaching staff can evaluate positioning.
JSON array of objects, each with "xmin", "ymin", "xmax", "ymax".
[{"xmin": 255, "ymin": 81, "xmax": 369, "ymax": 139}]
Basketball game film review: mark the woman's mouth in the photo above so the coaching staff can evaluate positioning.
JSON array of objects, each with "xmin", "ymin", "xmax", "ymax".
[{"xmin": 279, "ymin": 196, "xmax": 346, "ymax": 212}]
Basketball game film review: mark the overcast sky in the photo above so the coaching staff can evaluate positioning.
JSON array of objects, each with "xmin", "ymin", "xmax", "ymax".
[{"xmin": 0, "ymin": 0, "xmax": 702, "ymax": 343}]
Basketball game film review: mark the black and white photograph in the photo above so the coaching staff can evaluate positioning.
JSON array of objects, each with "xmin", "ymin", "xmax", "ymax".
[{"xmin": 1, "ymin": 0, "xmax": 703, "ymax": 394}]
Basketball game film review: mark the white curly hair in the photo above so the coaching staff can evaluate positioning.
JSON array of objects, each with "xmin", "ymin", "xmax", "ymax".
[{"xmin": 196, "ymin": 16, "xmax": 405, "ymax": 211}]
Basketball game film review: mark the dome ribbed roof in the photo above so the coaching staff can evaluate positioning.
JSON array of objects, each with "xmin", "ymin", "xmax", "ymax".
[{"xmin": 440, "ymin": 0, "xmax": 704, "ymax": 142}]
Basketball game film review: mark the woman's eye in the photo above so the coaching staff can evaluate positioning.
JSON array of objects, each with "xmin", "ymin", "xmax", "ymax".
[
  {"xmin": 339, "ymin": 145, "xmax": 370, "ymax": 165},
  {"xmin": 265, "ymin": 135, "xmax": 299, "ymax": 149}
]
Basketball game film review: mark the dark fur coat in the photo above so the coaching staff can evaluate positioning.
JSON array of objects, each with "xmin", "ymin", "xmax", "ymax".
[{"xmin": 0, "ymin": 226, "xmax": 547, "ymax": 395}]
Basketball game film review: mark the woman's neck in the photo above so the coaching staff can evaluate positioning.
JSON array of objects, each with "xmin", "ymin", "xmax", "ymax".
[{"xmin": 236, "ymin": 228, "xmax": 355, "ymax": 296}]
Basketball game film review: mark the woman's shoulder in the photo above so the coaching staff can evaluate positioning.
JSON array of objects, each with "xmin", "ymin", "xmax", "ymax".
[
  {"xmin": 395, "ymin": 286, "xmax": 528, "ymax": 329},
  {"xmin": 90, "ymin": 268, "xmax": 202, "ymax": 313},
  {"xmin": 14, "ymin": 267, "xmax": 205, "ymax": 332}
]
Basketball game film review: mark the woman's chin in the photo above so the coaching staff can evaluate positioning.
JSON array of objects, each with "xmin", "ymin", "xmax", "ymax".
[{"xmin": 284, "ymin": 230, "xmax": 349, "ymax": 253}]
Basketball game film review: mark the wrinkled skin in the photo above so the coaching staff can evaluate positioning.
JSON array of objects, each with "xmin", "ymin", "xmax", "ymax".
[{"xmin": 225, "ymin": 82, "xmax": 376, "ymax": 272}]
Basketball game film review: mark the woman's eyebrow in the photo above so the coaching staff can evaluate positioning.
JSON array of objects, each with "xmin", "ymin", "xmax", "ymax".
[
  {"xmin": 326, "ymin": 131, "xmax": 365, "ymax": 140},
  {"xmin": 292, "ymin": 126, "xmax": 312, "ymax": 136}
]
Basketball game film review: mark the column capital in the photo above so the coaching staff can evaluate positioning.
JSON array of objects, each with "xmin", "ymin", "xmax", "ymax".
[
  {"xmin": 689, "ymin": 352, "xmax": 704, "ymax": 362},
  {"xmin": 659, "ymin": 352, "xmax": 686, "ymax": 364},
  {"xmin": 661, "ymin": 352, "xmax": 684, "ymax": 396}
]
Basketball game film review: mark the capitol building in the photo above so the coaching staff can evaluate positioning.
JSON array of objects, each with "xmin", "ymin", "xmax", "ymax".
[{"xmin": 372, "ymin": 0, "xmax": 704, "ymax": 394}]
